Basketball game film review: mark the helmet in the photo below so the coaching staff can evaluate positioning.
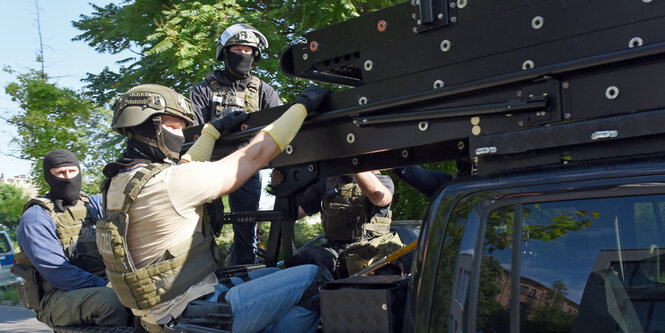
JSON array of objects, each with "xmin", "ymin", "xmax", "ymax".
[
  {"xmin": 216, "ymin": 23, "xmax": 268, "ymax": 63},
  {"xmin": 111, "ymin": 84, "xmax": 195, "ymax": 160},
  {"xmin": 112, "ymin": 84, "xmax": 194, "ymax": 134}
]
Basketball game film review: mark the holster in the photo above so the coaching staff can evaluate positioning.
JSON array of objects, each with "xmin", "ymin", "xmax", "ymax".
[
  {"xmin": 162, "ymin": 300, "xmax": 233, "ymax": 333},
  {"xmin": 10, "ymin": 263, "xmax": 44, "ymax": 311}
]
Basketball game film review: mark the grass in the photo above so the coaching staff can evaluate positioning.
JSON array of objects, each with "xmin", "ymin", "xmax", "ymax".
[{"xmin": 0, "ymin": 285, "xmax": 20, "ymax": 305}]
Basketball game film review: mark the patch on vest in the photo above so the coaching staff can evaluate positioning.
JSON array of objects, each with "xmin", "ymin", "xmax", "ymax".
[{"xmin": 97, "ymin": 232, "xmax": 114, "ymax": 256}]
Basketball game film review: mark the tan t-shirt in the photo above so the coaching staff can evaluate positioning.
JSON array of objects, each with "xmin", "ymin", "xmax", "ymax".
[{"xmin": 106, "ymin": 161, "xmax": 225, "ymax": 325}]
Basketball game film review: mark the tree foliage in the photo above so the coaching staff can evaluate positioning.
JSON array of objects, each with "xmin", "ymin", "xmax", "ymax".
[
  {"xmin": 0, "ymin": 183, "xmax": 28, "ymax": 233},
  {"xmin": 2, "ymin": 68, "xmax": 124, "ymax": 194},
  {"xmin": 72, "ymin": 0, "xmax": 402, "ymax": 104}
]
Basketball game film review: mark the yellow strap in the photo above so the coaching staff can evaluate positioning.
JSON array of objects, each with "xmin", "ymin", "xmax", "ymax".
[
  {"xmin": 261, "ymin": 103, "xmax": 307, "ymax": 152},
  {"xmin": 181, "ymin": 123, "xmax": 221, "ymax": 162}
]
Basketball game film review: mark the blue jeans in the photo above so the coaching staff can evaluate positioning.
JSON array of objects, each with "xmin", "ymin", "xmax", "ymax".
[
  {"xmin": 206, "ymin": 265, "xmax": 320, "ymax": 333},
  {"xmin": 229, "ymin": 171, "xmax": 262, "ymax": 265}
]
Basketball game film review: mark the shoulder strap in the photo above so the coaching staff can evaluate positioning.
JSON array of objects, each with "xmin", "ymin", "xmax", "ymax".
[
  {"xmin": 121, "ymin": 163, "xmax": 172, "ymax": 215},
  {"xmin": 23, "ymin": 197, "xmax": 55, "ymax": 215},
  {"xmin": 205, "ymin": 73, "xmax": 226, "ymax": 92},
  {"xmin": 245, "ymin": 76, "xmax": 261, "ymax": 112}
]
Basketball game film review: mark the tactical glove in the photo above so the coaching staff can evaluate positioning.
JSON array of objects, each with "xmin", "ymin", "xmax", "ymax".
[
  {"xmin": 295, "ymin": 85, "xmax": 331, "ymax": 115},
  {"xmin": 211, "ymin": 110, "xmax": 249, "ymax": 134}
]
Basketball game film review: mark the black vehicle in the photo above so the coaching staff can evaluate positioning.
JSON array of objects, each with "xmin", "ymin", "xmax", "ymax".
[{"xmin": 412, "ymin": 160, "xmax": 665, "ymax": 333}]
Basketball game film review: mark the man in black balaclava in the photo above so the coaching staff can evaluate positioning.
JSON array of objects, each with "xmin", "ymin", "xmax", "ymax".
[
  {"xmin": 14, "ymin": 149, "xmax": 129, "ymax": 329},
  {"xmin": 189, "ymin": 23, "xmax": 282, "ymax": 266}
]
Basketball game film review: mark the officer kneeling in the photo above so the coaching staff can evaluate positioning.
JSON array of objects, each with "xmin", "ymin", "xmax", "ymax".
[{"xmin": 97, "ymin": 84, "xmax": 331, "ymax": 332}]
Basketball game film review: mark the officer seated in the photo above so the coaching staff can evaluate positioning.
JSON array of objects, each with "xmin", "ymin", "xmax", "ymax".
[
  {"xmin": 272, "ymin": 170, "xmax": 404, "ymax": 278},
  {"xmin": 13, "ymin": 149, "xmax": 129, "ymax": 329}
]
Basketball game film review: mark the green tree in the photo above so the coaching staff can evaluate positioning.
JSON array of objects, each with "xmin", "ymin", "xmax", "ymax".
[
  {"xmin": 0, "ymin": 183, "xmax": 28, "ymax": 233},
  {"xmin": 2, "ymin": 68, "xmax": 123, "ymax": 194},
  {"xmin": 72, "ymin": 0, "xmax": 401, "ymax": 104},
  {"xmin": 389, "ymin": 161, "xmax": 458, "ymax": 220}
]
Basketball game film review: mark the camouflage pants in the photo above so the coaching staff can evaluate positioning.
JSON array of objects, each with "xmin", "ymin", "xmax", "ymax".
[{"xmin": 37, "ymin": 286, "xmax": 129, "ymax": 328}]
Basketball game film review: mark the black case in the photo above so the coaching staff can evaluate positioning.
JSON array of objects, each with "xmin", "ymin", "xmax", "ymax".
[{"xmin": 320, "ymin": 275, "xmax": 409, "ymax": 333}]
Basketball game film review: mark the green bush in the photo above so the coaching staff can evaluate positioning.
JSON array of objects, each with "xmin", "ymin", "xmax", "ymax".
[{"xmin": 0, "ymin": 286, "xmax": 20, "ymax": 305}]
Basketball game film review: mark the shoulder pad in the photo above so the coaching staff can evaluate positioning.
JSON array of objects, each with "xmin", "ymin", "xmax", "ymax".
[{"xmin": 24, "ymin": 197, "xmax": 53, "ymax": 213}]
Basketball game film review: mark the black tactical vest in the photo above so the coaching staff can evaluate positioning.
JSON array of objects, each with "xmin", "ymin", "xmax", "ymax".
[
  {"xmin": 205, "ymin": 73, "xmax": 261, "ymax": 119},
  {"xmin": 321, "ymin": 176, "xmax": 392, "ymax": 242}
]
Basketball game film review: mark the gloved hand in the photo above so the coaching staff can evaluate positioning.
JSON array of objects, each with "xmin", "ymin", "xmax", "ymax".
[
  {"xmin": 211, "ymin": 110, "xmax": 249, "ymax": 134},
  {"xmin": 295, "ymin": 85, "xmax": 331, "ymax": 115}
]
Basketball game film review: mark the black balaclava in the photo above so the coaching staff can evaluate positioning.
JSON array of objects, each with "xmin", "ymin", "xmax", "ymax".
[
  {"xmin": 43, "ymin": 149, "xmax": 82, "ymax": 211},
  {"xmin": 225, "ymin": 51, "xmax": 254, "ymax": 78},
  {"xmin": 103, "ymin": 120, "xmax": 185, "ymax": 178}
]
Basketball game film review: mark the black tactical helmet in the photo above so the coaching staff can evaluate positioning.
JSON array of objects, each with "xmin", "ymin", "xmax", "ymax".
[
  {"xmin": 216, "ymin": 23, "xmax": 268, "ymax": 63},
  {"xmin": 111, "ymin": 84, "xmax": 195, "ymax": 160}
]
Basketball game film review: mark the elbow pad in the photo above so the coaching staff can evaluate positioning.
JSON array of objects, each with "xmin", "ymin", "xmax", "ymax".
[{"xmin": 180, "ymin": 123, "xmax": 221, "ymax": 162}]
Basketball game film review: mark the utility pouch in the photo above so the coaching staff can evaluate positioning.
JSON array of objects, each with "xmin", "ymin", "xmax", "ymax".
[
  {"xmin": 341, "ymin": 232, "xmax": 404, "ymax": 276},
  {"xmin": 10, "ymin": 262, "xmax": 43, "ymax": 311}
]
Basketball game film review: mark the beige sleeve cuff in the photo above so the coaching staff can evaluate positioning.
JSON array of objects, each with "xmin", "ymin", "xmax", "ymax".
[
  {"xmin": 180, "ymin": 123, "xmax": 221, "ymax": 162},
  {"xmin": 261, "ymin": 103, "xmax": 307, "ymax": 152}
]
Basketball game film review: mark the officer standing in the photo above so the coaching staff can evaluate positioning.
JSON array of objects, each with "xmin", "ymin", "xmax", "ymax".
[
  {"xmin": 14, "ymin": 149, "xmax": 128, "ymax": 329},
  {"xmin": 98, "ymin": 84, "xmax": 330, "ymax": 332},
  {"xmin": 189, "ymin": 23, "xmax": 282, "ymax": 265},
  {"xmin": 272, "ymin": 170, "xmax": 403, "ymax": 277}
]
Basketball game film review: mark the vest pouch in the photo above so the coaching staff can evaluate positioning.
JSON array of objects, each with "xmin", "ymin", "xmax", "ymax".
[
  {"xmin": 11, "ymin": 263, "xmax": 43, "ymax": 311},
  {"xmin": 341, "ymin": 232, "xmax": 405, "ymax": 276}
]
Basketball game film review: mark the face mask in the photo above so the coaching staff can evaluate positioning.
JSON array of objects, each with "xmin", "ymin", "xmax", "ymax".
[
  {"xmin": 160, "ymin": 129, "xmax": 185, "ymax": 159},
  {"xmin": 225, "ymin": 51, "xmax": 254, "ymax": 78},
  {"xmin": 43, "ymin": 149, "xmax": 82, "ymax": 205}
]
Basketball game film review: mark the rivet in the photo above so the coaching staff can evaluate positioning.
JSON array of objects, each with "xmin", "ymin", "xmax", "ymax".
[
  {"xmin": 347, "ymin": 133, "xmax": 356, "ymax": 143},
  {"xmin": 522, "ymin": 60, "xmax": 535, "ymax": 70},
  {"xmin": 401, "ymin": 150, "xmax": 409, "ymax": 158},
  {"xmin": 450, "ymin": 16, "xmax": 457, "ymax": 23},
  {"xmin": 352, "ymin": 157, "xmax": 359, "ymax": 166},
  {"xmin": 364, "ymin": 60, "xmax": 374, "ymax": 71},
  {"xmin": 358, "ymin": 97, "xmax": 368, "ymax": 105},
  {"xmin": 457, "ymin": 141, "xmax": 465, "ymax": 150},
  {"xmin": 472, "ymin": 125, "xmax": 481, "ymax": 136},
  {"xmin": 629, "ymin": 37, "xmax": 643, "ymax": 48},
  {"xmin": 440, "ymin": 39, "xmax": 451, "ymax": 52},
  {"xmin": 470, "ymin": 117, "xmax": 480, "ymax": 125},
  {"xmin": 433, "ymin": 80, "xmax": 445, "ymax": 89},
  {"xmin": 605, "ymin": 86, "xmax": 620, "ymax": 100},
  {"xmin": 418, "ymin": 121, "xmax": 429, "ymax": 131},
  {"xmin": 307, "ymin": 164, "xmax": 314, "ymax": 172},
  {"xmin": 285, "ymin": 145, "xmax": 294, "ymax": 154},
  {"xmin": 531, "ymin": 16, "xmax": 544, "ymax": 30},
  {"xmin": 562, "ymin": 82, "xmax": 569, "ymax": 89},
  {"xmin": 302, "ymin": 53, "xmax": 309, "ymax": 60},
  {"xmin": 457, "ymin": 0, "xmax": 467, "ymax": 8}
]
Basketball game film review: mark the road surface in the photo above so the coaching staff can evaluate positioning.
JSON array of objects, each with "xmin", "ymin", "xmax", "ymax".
[{"xmin": 0, "ymin": 305, "xmax": 51, "ymax": 332}]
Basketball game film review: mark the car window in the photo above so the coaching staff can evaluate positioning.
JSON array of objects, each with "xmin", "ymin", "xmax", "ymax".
[
  {"xmin": 0, "ymin": 234, "xmax": 11, "ymax": 254},
  {"xmin": 477, "ymin": 194, "xmax": 665, "ymax": 333}
]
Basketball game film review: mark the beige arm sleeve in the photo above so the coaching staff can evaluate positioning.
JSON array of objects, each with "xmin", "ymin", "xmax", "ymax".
[
  {"xmin": 180, "ymin": 123, "xmax": 221, "ymax": 162},
  {"xmin": 261, "ymin": 103, "xmax": 307, "ymax": 152}
]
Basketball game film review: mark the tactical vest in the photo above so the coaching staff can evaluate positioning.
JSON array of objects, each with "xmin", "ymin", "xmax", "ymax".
[
  {"xmin": 96, "ymin": 163, "xmax": 222, "ymax": 310},
  {"xmin": 206, "ymin": 73, "xmax": 261, "ymax": 118},
  {"xmin": 321, "ymin": 176, "xmax": 392, "ymax": 242},
  {"xmin": 12, "ymin": 194, "xmax": 105, "ymax": 311}
]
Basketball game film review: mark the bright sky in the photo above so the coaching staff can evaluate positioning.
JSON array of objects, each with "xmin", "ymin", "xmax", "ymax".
[{"xmin": 0, "ymin": 0, "xmax": 130, "ymax": 178}]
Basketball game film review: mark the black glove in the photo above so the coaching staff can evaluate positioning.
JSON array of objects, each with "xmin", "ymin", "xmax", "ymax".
[
  {"xmin": 210, "ymin": 110, "xmax": 249, "ymax": 134},
  {"xmin": 295, "ymin": 85, "xmax": 331, "ymax": 114}
]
